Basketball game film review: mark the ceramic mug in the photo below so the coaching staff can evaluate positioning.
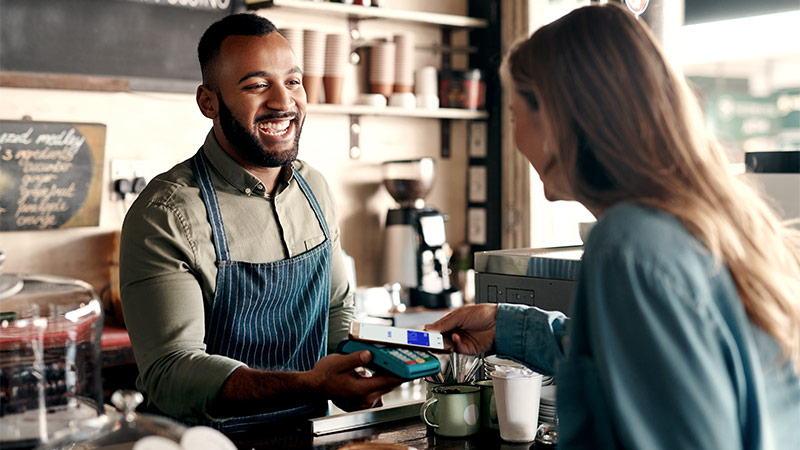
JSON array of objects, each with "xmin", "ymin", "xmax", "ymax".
[
  {"xmin": 420, "ymin": 385, "xmax": 480, "ymax": 437},
  {"xmin": 474, "ymin": 379, "xmax": 498, "ymax": 430}
]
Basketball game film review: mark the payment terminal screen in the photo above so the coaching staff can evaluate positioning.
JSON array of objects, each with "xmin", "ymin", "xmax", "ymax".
[
  {"xmin": 359, "ymin": 324, "xmax": 445, "ymax": 350},
  {"xmin": 407, "ymin": 330, "xmax": 429, "ymax": 347}
]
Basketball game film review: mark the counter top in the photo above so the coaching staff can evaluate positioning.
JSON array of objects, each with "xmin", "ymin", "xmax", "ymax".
[
  {"xmin": 228, "ymin": 416, "xmax": 543, "ymax": 450},
  {"xmin": 474, "ymin": 246, "xmax": 583, "ymax": 280}
]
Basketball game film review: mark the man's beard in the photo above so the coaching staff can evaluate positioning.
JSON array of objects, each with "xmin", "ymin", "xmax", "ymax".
[{"xmin": 216, "ymin": 92, "xmax": 303, "ymax": 168}]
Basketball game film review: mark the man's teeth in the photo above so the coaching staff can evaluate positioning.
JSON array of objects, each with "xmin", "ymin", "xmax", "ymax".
[{"xmin": 259, "ymin": 121, "xmax": 291, "ymax": 136}]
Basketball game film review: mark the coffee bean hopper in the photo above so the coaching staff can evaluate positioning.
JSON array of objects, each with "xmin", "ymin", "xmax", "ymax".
[{"xmin": 380, "ymin": 159, "xmax": 463, "ymax": 309}]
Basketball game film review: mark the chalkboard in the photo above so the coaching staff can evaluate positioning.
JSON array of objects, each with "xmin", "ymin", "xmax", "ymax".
[
  {"xmin": 0, "ymin": 0, "xmax": 237, "ymax": 92},
  {"xmin": 0, "ymin": 120, "xmax": 106, "ymax": 231}
]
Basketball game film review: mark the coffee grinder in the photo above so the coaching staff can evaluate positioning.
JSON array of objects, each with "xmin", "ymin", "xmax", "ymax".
[{"xmin": 380, "ymin": 158, "xmax": 462, "ymax": 308}]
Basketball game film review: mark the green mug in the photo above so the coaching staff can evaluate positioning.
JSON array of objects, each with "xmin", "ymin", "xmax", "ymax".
[
  {"xmin": 420, "ymin": 385, "xmax": 480, "ymax": 437},
  {"xmin": 475, "ymin": 379, "xmax": 499, "ymax": 430},
  {"xmin": 425, "ymin": 380, "xmax": 447, "ymax": 399}
]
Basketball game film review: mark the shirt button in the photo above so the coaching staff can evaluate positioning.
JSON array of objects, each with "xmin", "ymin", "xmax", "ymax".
[
  {"xmin": 257, "ymin": 183, "xmax": 264, "ymax": 190},
  {"xmin": 244, "ymin": 188, "xmax": 251, "ymax": 194}
]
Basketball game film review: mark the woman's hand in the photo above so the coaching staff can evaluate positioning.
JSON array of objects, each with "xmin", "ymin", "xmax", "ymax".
[{"xmin": 425, "ymin": 304, "xmax": 498, "ymax": 355}]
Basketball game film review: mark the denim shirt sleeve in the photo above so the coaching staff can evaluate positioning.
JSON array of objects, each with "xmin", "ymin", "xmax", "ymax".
[{"xmin": 494, "ymin": 303, "xmax": 570, "ymax": 376}]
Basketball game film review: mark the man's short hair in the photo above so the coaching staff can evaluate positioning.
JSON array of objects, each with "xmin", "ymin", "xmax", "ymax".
[{"xmin": 197, "ymin": 13, "xmax": 279, "ymax": 87}]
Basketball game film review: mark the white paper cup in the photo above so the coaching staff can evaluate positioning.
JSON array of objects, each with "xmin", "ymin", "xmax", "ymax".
[
  {"xmin": 357, "ymin": 93, "xmax": 388, "ymax": 108},
  {"xmin": 393, "ymin": 32, "xmax": 415, "ymax": 86},
  {"xmin": 491, "ymin": 371, "xmax": 543, "ymax": 442},
  {"xmin": 389, "ymin": 92, "xmax": 416, "ymax": 109},
  {"xmin": 415, "ymin": 66, "xmax": 438, "ymax": 97},
  {"xmin": 369, "ymin": 42, "xmax": 395, "ymax": 85},
  {"xmin": 303, "ymin": 29, "xmax": 326, "ymax": 77},
  {"xmin": 324, "ymin": 33, "xmax": 349, "ymax": 77},
  {"xmin": 280, "ymin": 28, "xmax": 304, "ymax": 71},
  {"xmin": 416, "ymin": 94, "xmax": 439, "ymax": 109}
]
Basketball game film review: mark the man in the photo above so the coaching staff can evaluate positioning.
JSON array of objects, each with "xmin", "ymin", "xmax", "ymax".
[{"xmin": 119, "ymin": 13, "xmax": 401, "ymax": 429}]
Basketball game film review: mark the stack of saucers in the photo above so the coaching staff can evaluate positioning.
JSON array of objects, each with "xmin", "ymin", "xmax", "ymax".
[
  {"xmin": 483, "ymin": 355, "xmax": 523, "ymax": 378},
  {"xmin": 538, "ymin": 384, "xmax": 557, "ymax": 425},
  {"xmin": 483, "ymin": 355, "xmax": 554, "ymax": 386}
]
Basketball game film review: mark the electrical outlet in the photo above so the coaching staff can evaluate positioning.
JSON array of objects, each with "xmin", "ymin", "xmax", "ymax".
[
  {"xmin": 468, "ymin": 207, "xmax": 487, "ymax": 245},
  {"xmin": 468, "ymin": 121, "xmax": 488, "ymax": 158},
  {"xmin": 110, "ymin": 159, "xmax": 159, "ymax": 200},
  {"xmin": 111, "ymin": 159, "xmax": 157, "ymax": 181},
  {"xmin": 468, "ymin": 166, "xmax": 487, "ymax": 203}
]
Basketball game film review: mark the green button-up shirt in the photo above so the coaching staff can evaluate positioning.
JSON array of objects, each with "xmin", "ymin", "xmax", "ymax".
[{"xmin": 119, "ymin": 130, "xmax": 355, "ymax": 421}]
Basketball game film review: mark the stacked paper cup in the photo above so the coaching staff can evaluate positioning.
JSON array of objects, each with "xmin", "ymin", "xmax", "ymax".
[
  {"xmin": 303, "ymin": 29, "xmax": 326, "ymax": 103},
  {"xmin": 280, "ymin": 28, "xmax": 304, "ymax": 71},
  {"xmin": 324, "ymin": 33, "xmax": 349, "ymax": 104},
  {"xmin": 393, "ymin": 33, "xmax": 414, "ymax": 93},
  {"xmin": 369, "ymin": 41, "xmax": 395, "ymax": 99},
  {"xmin": 415, "ymin": 66, "xmax": 439, "ymax": 109}
]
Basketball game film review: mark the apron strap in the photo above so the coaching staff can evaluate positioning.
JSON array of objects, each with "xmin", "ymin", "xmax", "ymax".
[
  {"xmin": 293, "ymin": 169, "xmax": 331, "ymax": 240},
  {"xmin": 190, "ymin": 149, "xmax": 231, "ymax": 262}
]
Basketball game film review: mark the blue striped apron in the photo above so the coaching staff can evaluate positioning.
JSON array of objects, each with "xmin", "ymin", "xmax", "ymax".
[{"xmin": 191, "ymin": 149, "xmax": 331, "ymax": 431}]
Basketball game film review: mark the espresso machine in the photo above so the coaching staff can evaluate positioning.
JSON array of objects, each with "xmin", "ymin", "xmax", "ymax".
[{"xmin": 381, "ymin": 158, "xmax": 462, "ymax": 308}]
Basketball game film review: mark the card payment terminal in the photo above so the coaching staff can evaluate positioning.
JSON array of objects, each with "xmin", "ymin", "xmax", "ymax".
[{"xmin": 337, "ymin": 340, "xmax": 441, "ymax": 379}]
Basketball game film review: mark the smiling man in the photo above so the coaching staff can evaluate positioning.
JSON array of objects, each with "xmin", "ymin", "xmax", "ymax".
[{"xmin": 119, "ymin": 13, "xmax": 402, "ymax": 431}]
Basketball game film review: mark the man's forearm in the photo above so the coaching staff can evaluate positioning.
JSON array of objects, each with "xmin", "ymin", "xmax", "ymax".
[{"xmin": 210, "ymin": 366, "xmax": 320, "ymax": 418}]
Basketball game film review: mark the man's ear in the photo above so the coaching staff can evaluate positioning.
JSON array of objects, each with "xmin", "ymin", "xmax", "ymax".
[{"xmin": 197, "ymin": 84, "xmax": 218, "ymax": 119}]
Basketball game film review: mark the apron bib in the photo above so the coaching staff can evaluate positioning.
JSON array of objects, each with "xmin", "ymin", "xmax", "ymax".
[{"xmin": 191, "ymin": 149, "xmax": 331, "ymax": 431}]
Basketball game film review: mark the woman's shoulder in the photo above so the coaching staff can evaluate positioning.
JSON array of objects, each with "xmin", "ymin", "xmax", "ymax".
[
  {"xmin": 582, "ymin": 203, "xmax": 736, "ymax": 321},
  {"xmin": 590, "ymin": 203, "xmax": 694, "ymax": 252},
  {"xmin": 585, "ymin": 202, "xmax": 714, "ymax": 276}
]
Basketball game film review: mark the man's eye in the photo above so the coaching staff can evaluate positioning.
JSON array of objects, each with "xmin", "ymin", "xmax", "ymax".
[
  {"xmin": 288, "ymin": 80, "xmax": 301, "ymax": 86},
  {"xmin": 246, "ymin": 83, "xmax": 268, "ymax": 90}
]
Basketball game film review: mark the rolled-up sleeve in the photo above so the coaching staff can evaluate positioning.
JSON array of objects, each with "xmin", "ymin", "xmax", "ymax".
[
  {"xmin": 120, "ymin": 189, "xmax": 243, "ymax": 421},
  {"xmin": 495, "ymin": 303, "xmax": 570, "ymax": 376}
]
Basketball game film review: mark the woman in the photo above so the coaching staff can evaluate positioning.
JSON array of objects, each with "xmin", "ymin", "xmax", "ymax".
[{"xmin": 426, "ymin": 4, "xmax": 800, "ymax": 449}]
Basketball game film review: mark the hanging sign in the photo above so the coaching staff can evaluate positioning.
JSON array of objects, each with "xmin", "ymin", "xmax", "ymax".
[
  {"xmin": 0, "ymin": 120, "xmax": 106, "ymax": 231},
  {"xmin": 707, "ymin": 94, "xmax": 781, "ymax": 140},
  {"xmin": 121, "ymin": 0, "xmax": 232, "ymax": 11},
  {"xmin": 625, "ymin": 0, "xmax": 649, "ymax": 16}
]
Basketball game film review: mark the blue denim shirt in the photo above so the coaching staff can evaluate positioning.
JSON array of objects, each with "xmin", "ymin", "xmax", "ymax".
[{"xmin": 495, "ymin": 203, "xmax": 800, "ymax": 449}]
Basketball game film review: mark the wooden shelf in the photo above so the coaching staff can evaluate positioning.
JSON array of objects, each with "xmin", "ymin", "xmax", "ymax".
[
  {"xmin": 246, "ymin": 0, "xmax": 488, "ymax": 28},
  {"xmin": 308, "ymin": 103, "xmax": 488, "ymax": 119}
]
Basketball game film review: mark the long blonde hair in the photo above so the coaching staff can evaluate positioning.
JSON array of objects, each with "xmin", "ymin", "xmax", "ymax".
[{"xmin": 507, "ymin": 4, "xmax": 800, "ymax": 373}]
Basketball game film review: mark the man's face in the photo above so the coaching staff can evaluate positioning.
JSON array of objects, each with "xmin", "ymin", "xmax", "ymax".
[{"xmin": 211, "ymin": 33, "xmax": 306, "ymax": 168}]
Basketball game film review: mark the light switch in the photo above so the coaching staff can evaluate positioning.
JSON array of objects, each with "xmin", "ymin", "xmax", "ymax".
[
  {"xmin": 468, "ymin": 207, "xmax": 487, "ymax": 245},
  {"xmin": 468, "ymin": 166, "xmax": 487, "ymax": 202},
  {"xmin": 468, "ymin": 121, "xmax": 487, "ymax": 158}
]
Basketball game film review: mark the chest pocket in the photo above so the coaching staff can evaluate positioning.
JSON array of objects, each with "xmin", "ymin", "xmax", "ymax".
[
  {"xmin": 304, "ymin": 234, "xmax": 326, "ymax": 251},
  {"xmin": 556, "ymin": 356, "xmax": 620, "ymax": 449}
]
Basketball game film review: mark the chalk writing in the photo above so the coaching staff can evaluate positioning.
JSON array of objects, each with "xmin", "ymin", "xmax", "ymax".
[
  {"xmin": 125, "ymin": 0, "xmax": 231, "ymax": 10},
  {"xmin": 0, "ymin": 121, "xmax": 104, "ymax": 231}
]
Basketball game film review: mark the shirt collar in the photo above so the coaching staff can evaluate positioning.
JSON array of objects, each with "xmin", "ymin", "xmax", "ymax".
[{"xmin": 201, "ymin": 129, "xmax": 296, "ymax": 197}]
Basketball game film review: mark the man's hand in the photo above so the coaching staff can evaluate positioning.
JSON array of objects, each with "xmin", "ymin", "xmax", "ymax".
[
  {"xmin": 424, "ymin": 304, "xmax": 498, "ymax": 355},
  {"xmin": 307, "ymin": 351, "xmax": 405, "ymax": 412}
]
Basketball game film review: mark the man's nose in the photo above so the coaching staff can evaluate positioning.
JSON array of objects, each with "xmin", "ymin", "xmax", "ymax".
[{"xmin": 266, "ymin": 86, "xmax": 293, "ymax": 110}]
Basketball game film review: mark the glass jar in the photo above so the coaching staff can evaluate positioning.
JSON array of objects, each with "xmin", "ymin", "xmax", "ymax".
[
  {"xmin": 35, "ymin": 390, "xmax": 191, "ymax": 450},
  {"xmin": 37, "ymin": 389, "xmax": 239, "ymax": 450},
  {"xmin": 381, "ymin": 158, "xmax": 436, "ymax": 208},
  {"xmin": 0, "ymin": 272, "xmax": 104, "ymax": 449}
]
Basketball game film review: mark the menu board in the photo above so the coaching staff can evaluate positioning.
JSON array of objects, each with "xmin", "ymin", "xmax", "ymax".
[
  {"xmin": 0, "ymin": 120, "xmax": 106, "ymax": 231},
  {"xmin": 0, "ymin": 0, "xmax": 233, "ymax": 92}
]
